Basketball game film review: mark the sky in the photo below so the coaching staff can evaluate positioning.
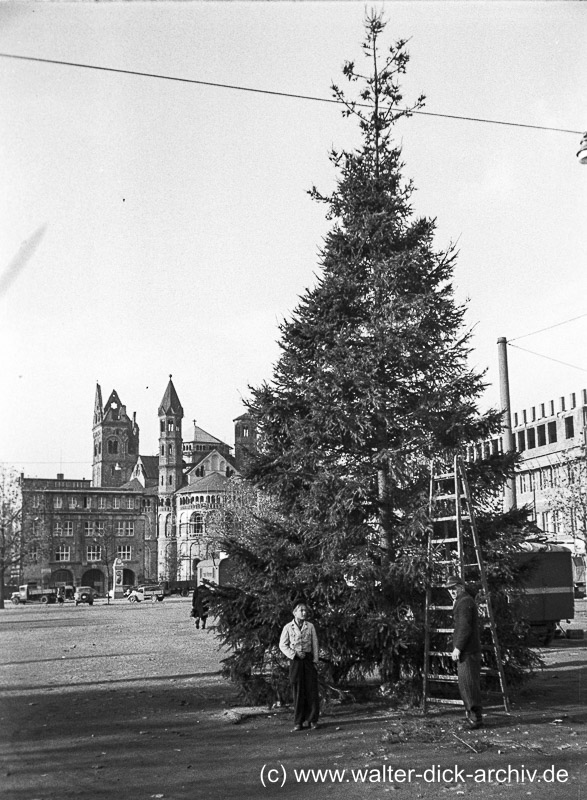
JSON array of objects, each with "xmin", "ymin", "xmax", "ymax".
[{"xmin": 1, "ymin": 1, "xmax": 586, "ymax": 480}]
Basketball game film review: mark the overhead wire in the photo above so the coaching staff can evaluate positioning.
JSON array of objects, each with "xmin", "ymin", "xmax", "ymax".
[
  {"xmin": 507, "ymin": 342, "xmax": 587, "ymax": 374},
  {"xmin": 0, "ymin": 52, "xmax": 582, "ymax": 135},
  {"xmin": 508, "ymin": 312, "xmax": 587, "ymax": 343}
]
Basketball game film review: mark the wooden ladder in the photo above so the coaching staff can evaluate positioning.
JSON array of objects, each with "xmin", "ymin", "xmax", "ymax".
[{"xmin": 422, "ymin": 453, "xmax": 510, "ymax": 713}]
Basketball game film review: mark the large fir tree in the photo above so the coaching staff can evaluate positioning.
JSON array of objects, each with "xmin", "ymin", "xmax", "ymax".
[{"xmin": 210, "ymin": 13, "xmax": 531, "ymax": 702}]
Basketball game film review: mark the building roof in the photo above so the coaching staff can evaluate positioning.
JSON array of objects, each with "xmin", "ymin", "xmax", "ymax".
[
  {"xmin": 185, "ymin": 422, "xmax": 229, "ymax": 448},
  {"xmin": 176, "ymin": 471, "xmax": 229, "ymax": 494},
  {"xmin": 137, "ymin": 455, "xmax": 159, "ymax": 480},
  {"xmin": 119, "ymin": 478, "xmax": 157, "ymax": 494},
  {"xmin": 233, "ymin": 412, "xmax": 253, "ymax": 422},
  {"xmin": 158, "ymin": 376, "xmax": 184, "ymax": 417}
]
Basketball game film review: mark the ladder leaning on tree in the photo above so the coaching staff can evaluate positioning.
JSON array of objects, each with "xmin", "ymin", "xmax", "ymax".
[{"xmin": 422, "ymin": 453, "xmax": 510, "ymax": 713}]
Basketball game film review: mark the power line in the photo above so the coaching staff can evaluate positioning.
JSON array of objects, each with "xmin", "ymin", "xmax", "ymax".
[
  {"xmin": 507, "ymin": 342, "xmax": 587, "ymax": 373},
  {"xmin": 509, "ymin": 312, "xmax": 587, "ymax": 343},
  {"xmin": 0, "ymin": 52, "xmax": 582, "ymax": 136}
]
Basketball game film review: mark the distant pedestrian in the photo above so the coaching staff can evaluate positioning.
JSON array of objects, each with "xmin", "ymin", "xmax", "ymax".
[
  {"xmin": 191, "ymin": 586, "xmax": 209, "ymax": 629},
  {"xmin": 446, "ymin": 575, "xmax": 483, "ymax": 729},
  {"xmin": 279, "ymin": 601, "xmax": 320, "ymax": 732}
]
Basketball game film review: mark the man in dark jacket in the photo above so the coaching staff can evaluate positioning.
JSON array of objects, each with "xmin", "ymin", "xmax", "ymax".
[
  {"xmin": 447, "ymin": 575, "xmax": 483, "ymax": 729},
  {"xmin": 191, "ymin": 586, "xmax": 209, "ymax": 629}
]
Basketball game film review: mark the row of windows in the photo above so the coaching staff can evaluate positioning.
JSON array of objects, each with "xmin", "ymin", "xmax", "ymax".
[
  {"xmin": 536, "ymin": 510, "xmax": 581, "ymax": 536},
  {"xmin": 516, "ymin": 417, "xmax": 575, "ymax": 452},
  {"xmin": 513, "ymin": 393, "xmax": 585, "ymax": 427},
  {"xmin": 518, "ymin": 463, "xmax": 582, "ymax": 493},
  {"xmin": 31, "ymin": 495, "xmax": 146, "ymax": 510},
  {"xmin": 179, "ymin": 495, "xmax": 223, "ymax": 507},
  {"xmin": 55, "ymin": 545, "xmax": 133, "ymax": 562},
  {"xmin": 42, "ymin": 521, "xmax": 135, "ymax": 536},
  {"xmin": 93, "ymin": 438, "xmax": 136, "ymax": 457}
]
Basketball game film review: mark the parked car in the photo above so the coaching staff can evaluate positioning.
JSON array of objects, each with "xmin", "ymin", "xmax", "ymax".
[
  {"xmin": 74, "ymin": 586, "xmax": 97, "ymax": 606},
  {"xmin": 127, "ymin": 585, "xmax": 165, "ymax": 603}
]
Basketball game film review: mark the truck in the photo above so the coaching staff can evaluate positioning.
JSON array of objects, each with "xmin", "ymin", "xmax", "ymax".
[
  {"xmin": 127, "ymin": 584, "xmax": 165, "ymax": 603},
  {"xmin": 11, "ymin": 584, "xmax": 58, "ymax": 605},
  {"xmin": 196, "ymin": 555, "xmax": 235, "ymax": 588},
  {"xmin": 513, "ymin": 545, "xmax": 575, "ymax": 645}
]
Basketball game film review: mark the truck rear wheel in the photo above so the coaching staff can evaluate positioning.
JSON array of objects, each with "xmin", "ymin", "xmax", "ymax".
[{"xmin": 40, "ymin": 596, "xmax": 49, "ymax": 604}]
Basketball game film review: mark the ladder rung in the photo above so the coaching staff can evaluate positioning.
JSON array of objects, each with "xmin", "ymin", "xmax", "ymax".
[
  {"xmin": 431, "ymin": 537, "xmax": 459, "ymax": 544},
  {"xmin": 424, "ymin": 698, "xmax": 463, "ymax": 706},
  {"xmin": 425, "ymin": 674, "xmax": 458, "ymax": 683},
  {"xmin": 428, "ymin": 605, "xmax": 453, "ymax": 611},
  {"xmin": 428, "ymin": 651, "xmax": 452, "ymax": 657},
  {"xmin": 434, "ymin": 515, "xmax": 471, "ymax": 522},
  {"xmin": 430, "ymin": 628, "xmax": 453, "ymax": 634}
]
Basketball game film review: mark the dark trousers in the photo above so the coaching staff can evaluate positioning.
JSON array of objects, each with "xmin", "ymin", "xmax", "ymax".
[
  {"xmin": 457, "ymin": 653, "xmax": 482, "ymax": 719},
  {"xmin": 290, "ymin": 657, "xmax": 319, "ymax": 726}
]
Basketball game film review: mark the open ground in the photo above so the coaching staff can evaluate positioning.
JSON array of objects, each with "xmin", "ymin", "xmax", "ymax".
[{"xmin": 0, "ymin": 597, "xmax": 585, "ymax": 800}]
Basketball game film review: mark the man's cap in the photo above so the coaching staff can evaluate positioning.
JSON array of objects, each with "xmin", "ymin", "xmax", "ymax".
[{"xmin": 445, "ymin": 574, "xmax": 465, "ymax": 588}]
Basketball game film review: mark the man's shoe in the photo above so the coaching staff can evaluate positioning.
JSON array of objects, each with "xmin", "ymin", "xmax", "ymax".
[
  {"xmin": 309, "ymin": 722, "xmax": 320, "ymax": 730},
  {"xmin": 462, "ymin": 718, "xmax": 483, "ymax": 730},
  {"xmin": 292, "ymin": 724, "xmax": 304, "ymax": 732}
]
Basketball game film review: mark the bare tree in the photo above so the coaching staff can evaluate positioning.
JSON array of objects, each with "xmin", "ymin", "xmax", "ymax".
[
  {"xmin": 0, "ymin": 467, "xmax": 22, "ymax": 608},
  {"xmin": 544, "ymin": 449, "xmax": 587, "ymax": 547}
]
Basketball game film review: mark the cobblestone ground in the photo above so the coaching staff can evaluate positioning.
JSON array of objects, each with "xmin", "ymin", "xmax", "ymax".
[{"xmin": 0, "ymin": 597, "xmax": 585, "ymax": 800}]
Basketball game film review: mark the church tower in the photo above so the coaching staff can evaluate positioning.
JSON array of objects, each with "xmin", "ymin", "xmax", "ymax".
[
  {"xmin": 158, "ymin": 376, "xmax": 184, "ymax": 499},
  {"xmin": 92, "ymin": 383, "xmax": 139, "ymax": 487},
  {"xmin": 157, "ymin": 376, "xmax": 184, "ymax": 582},
  {"xmin": 233, "ymin": 412, "xmax": 257, "ymax": 472}
]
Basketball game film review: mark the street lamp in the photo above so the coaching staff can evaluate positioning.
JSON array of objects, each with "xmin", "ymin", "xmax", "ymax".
[{"xmin": 577, "ymin": 133, "xmax": 587, "ymax": 165}]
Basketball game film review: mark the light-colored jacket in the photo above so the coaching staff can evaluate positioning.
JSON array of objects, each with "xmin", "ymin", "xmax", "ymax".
[{"xmin": 279, "ymin": 619, "xmax": 319, "ymax": 664}]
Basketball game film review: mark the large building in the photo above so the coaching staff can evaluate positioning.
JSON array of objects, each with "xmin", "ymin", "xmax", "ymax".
[
  {"xmin": 20, "ymin": 378, "xmax": 256, "ymax": 595},
  {"xmin": 466, "ymin": 388, "xmax": 587, "ymax": 555}
]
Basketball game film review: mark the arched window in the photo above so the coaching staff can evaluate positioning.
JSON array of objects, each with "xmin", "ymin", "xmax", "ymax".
[
  {"xmin": 161, "ymin": 445, "xmax": 165, "ymax": 455},
  {"xmin": 168, "ymin": 444, "xmax": 173, "ymax": 456},
  {"xmin": 107, "ymin": 439, "xmax": 119, "ymax": 455},
  {"xmin": 189, "ymin": 512, "xmax": 203, "ymax": 537}
]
